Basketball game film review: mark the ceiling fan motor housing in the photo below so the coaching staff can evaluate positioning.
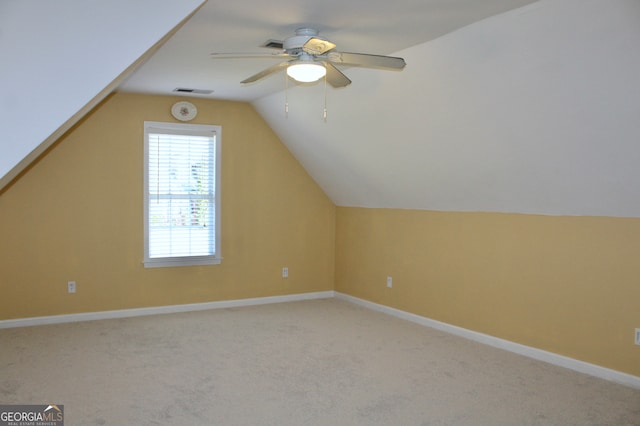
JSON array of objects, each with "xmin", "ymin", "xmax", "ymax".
[{"xmin": 283, "ymin": 28, "xmax": 331, "ymax": 54}]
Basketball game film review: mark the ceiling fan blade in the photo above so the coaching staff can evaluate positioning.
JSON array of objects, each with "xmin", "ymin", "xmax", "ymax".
[
  {"xmin": 327, "ymin": 52, "xmax": 406, "ymax": 70},
  {"xmin": 302, "ymin": 37, "xmax": 336, "ymax": 55},
  {"xmin": 324, "ymin": 62, "xmax": 351, "ymax": 88},
  {"xmin": 241, "ymin": 61, "xmax": 290, "ymax": 84},
  {"xmin": 211, "ymin": 52, "xmax": 290, "ymax": 59}
]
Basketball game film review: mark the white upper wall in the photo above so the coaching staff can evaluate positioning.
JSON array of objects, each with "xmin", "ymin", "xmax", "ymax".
[
  {"xmin": 0, "ymin": 0, "xmax": 205, "ymax": 188},
  {"xmin": 254, "ymin": 0, "xmax": 640, "ymax": 217}
]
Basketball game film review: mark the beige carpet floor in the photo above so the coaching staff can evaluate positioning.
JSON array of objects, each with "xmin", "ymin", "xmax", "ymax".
[{"xmin": 1, "ymin": 298, "xmax": 639, "ymax": 425}]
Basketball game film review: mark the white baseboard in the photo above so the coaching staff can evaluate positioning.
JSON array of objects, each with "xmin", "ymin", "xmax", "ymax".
[
  {"xmin": 0, "ymin": 291, "xmax": 335, "ymax": 329},
  {"xmin": 3, "ymin": 289, "xmax": 637, "ymax": 390},
  {"xmin": 335, "ymin": 292, "xmax": 640, "ymax": 390}
]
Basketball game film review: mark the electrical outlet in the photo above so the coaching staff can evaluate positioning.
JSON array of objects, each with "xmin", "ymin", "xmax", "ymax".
[
  {"xmin": 282, "ymin": 267, "xmax": 288, "ymax": 278},
  {"xmin": 68, "ymin": 281, "xmax": 76, "ymax": 294},
  {"xmin": 635, "ymin": 328, "xmax": 640, "ymax": 346},
  {"xmin": 386, "ymin": 276, "xmax": 393, "ymax": 288}
]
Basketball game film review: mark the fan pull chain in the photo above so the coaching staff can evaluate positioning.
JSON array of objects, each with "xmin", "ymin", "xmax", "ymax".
[
  {"xmin": 285, "ymin": 72, "xmax": 289, "ymax": 118},
  {"xmin": 323, "ymin": 73, "xmax": 328, "ymax": 122}
]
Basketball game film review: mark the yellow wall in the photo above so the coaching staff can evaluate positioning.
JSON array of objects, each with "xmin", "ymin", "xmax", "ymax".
[
  {"xmin": 0, "ymin": 93, "xmax": 335, "ymax": 319},
  {"xmin": 335, "ymin": 207, "xmax": 640, "ymax": 376},
  {"xmin": 2, "ymin": 93, "xmax": 639, "ymax": 378}
]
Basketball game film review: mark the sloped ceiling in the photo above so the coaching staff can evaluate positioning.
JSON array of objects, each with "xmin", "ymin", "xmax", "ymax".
[
  {"xmin": 0, "ymin": 0, "xmax": 205, "ymax": 190},
  {"xmin": 254, "ymin": 0, "xmax": 640, "ymax": 217},
  {"xmin": 3, "ymin": 0, "xmax": 639, "ymax": 218},
  {"xmin": 119, "ymin": 0, "xmax": 640, "ymax": 217}
]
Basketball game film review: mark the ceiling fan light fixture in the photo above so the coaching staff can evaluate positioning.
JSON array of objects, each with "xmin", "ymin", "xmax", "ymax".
[{"xmin": 286, "ymin": 62, "xmax": 326, "ymax": 83}]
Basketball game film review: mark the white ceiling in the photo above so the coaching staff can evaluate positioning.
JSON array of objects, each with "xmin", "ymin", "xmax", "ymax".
[
  {"xmin": 118, "ymin": 0, "xmax": 640, "ymax": 218},
  {"xmin": 0, "ymin": 0, "xmax": 205, "ymax": 190},
  {"xmin": 118, "ymin": 0, "xmax": 538, "ymax": 101}
]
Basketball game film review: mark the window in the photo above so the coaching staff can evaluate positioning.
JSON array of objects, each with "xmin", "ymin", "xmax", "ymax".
[{"xmin": 144, "ymin": 121, "xmax": 221, "ymax": 268}]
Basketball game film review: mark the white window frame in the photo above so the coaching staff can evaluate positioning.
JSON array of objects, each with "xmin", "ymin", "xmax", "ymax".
[{"xmin": 143, "ymin": 121, "xmax": 221, "ymax": 268}]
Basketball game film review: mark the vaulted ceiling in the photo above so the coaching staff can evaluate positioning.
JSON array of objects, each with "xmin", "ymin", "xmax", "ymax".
[
  {"xmin": 3, "ymin": 0, "xmax": 640, "ymax": 217},
  {"xmin": 117, "ymin": 0, "xmax": 538, "ymax": 102},
  {"xmin": 0, "ymin": 0, "xmax": 206, "ymax": 189}
]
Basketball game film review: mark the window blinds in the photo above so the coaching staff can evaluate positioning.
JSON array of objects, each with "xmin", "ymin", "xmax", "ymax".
[{"xmin": 146, "ymin": 128, "xmax": 216, "ymax": 260}]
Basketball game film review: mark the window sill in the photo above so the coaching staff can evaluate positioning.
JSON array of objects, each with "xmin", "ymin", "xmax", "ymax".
[{"xmin": 143, "ymin": 256, "xmax": 222, "ymax": 268}]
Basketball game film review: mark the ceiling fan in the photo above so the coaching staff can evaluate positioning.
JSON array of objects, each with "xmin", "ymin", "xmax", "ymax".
[{"xmin": 211, "ymin": 28, "xmax": 406, "ymax": 88}]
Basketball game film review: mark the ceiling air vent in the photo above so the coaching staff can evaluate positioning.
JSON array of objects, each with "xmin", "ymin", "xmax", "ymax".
[
  {"xmin": 173, "ymin": 88, "xmax": 214, "ymax": 95},
  {"xmin": 261, "ymin": 39, "xmax": 284, "ymax": 49}
]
